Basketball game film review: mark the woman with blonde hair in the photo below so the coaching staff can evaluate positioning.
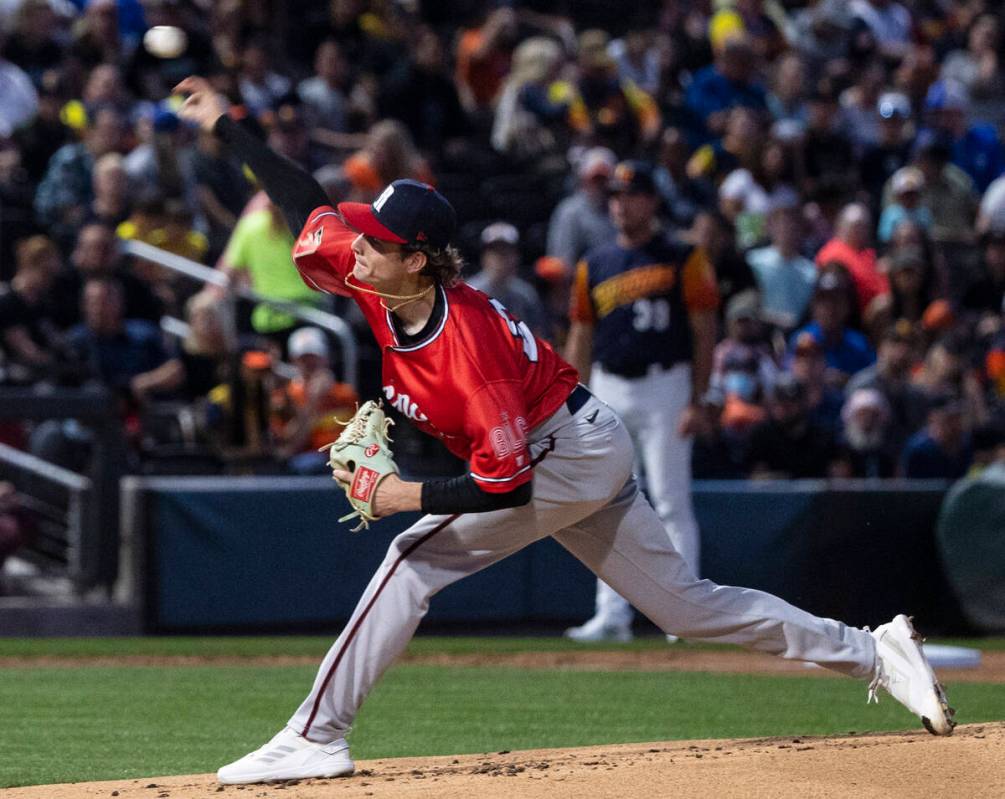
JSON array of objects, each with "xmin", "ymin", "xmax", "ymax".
[{"xmin": 491, "ymin": 36, "xmax": 569, "ymax": 163}]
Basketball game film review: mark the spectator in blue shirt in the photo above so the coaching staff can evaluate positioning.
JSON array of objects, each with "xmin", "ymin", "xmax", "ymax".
[
  {"xmin": 67, "ymin": 276, "xmax": 174, "ymax": 404},
  {"xmin": 746, "ymin": 204, "xmax": 817, "ymax": 330},
  {"xmin": 878, "ymin": 167, "xmax": 934, "ymax": 243},
  {"xmin": 924, "ymin": 79, "xmax": 1005, "ymax": 193},
  {"xmin": 33, "ymin": 106, "xmax": 126, "ymax": 246},
  {"xmin": 684, "ymin": 34, "xmax": 767, "ymax": 142},
  {"xmin": 788, "ymin": 272, "xmax": 876, "ymax": 384},
  {"xmin": 901, "ymin": 393, "xmax": 973, "ymax": 478}
]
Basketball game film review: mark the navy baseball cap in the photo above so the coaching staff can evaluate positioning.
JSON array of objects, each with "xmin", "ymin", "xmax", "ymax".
[
  {"xmin": 608, "ymin": 160, "xmax": 657, "ymax": 194},
  {"xmin": 338, "ymin": 179, "xmax": 457, "ymax": 250},
  {"xmin": 924, "ymin": 79, "xmax": 969, "ymax": 113},
  {"xmin": 877, "ymin": 91, "xmax": 911, "ymax": 120}
]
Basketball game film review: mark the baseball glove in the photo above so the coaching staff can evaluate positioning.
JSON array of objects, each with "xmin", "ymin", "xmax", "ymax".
[{"xmin": 320, "ymin": 400, "xmax": 398, "ymax": 532}]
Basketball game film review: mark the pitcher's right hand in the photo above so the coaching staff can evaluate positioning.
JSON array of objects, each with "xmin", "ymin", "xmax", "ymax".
[{"xmin": 174, "ymin": 76, "xmax": 231, "ymax": 133}]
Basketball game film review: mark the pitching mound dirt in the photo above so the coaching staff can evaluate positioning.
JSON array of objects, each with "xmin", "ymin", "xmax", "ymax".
[{"xmin": 6, "ymin": 723, "xmax": 1002, "ymax": 799}]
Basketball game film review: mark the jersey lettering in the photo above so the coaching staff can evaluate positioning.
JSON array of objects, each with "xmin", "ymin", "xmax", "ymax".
[
  {"xmin": 490, "ymin": 427, "xmax": 510, "ymax": 458},
  {"xmin": 489, "ymin": 298, "xmax": 539, "ymax": 362},
  {"xmin": 632, "ymin": 298, "xmax": 671, "ymax": 332},
  {"xmin": 373, "ymin": 184, "xmax": 395, "ymax": 212},
  {"xmin": 382, "ymin": 385, "xmax": 429, "ymax": 422},
  {"xmin": 489, "ymin": 411, "xmax": 527, "ymax": 461}
]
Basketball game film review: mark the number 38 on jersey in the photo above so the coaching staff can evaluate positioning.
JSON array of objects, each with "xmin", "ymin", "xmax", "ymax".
[{"xmin": 632, "ymin": 297, "xmax": 671, "ymax": 332}]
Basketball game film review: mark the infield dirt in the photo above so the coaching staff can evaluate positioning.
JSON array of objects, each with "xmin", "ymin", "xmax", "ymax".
[
  {"xmin": 5, "ymin": 723, "xmax": 1002, "ymax": 799},
  {"xmin": 5, "ymin": 647, "xmax": 1003, "ymax": 797}
]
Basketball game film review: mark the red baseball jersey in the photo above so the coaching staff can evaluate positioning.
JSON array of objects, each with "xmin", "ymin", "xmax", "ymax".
[{"xmin": 292, "ymin": 206, "xmax": 579, "ymax": 492}]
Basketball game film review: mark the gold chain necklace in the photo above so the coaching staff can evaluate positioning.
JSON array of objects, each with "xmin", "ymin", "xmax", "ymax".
[{"xmin": 343, "ymin": 274, "xmax": 435, "ymax": 312}]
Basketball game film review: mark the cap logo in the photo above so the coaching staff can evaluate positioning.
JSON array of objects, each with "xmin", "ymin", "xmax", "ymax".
[
  {"xmin": 373, "ymin": 184, "xmax": 395, "ymax": 212},
  {"xmin": 416, "ymin": 231, "xmax": 427, "ymax": 241}
]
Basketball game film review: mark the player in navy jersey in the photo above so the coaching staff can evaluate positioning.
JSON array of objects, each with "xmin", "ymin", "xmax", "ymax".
[
  {"xmin": 172, "ymin": 77, "xmax": 954, "ymax": 786},
  {"xmin": 564, "ymin": 161, "xmax": 716, "ymax": 642}
]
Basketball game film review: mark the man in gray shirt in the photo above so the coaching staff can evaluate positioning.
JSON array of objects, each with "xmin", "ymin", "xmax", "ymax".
[
  {"xmin": 546, "ymin": 147, "xmax": 618, "ymax": 274},
  {"xmin": 467, "ymin": 222, "xmax": 549, "ymax": 339}
]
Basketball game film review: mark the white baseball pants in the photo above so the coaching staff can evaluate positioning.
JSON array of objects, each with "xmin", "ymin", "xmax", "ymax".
[
  {"xmin": 287, "ymin": 392, "xmax": 876, "ymax": 743},
  {"xmin": 588, "ymin": 363, "xmax": 700, "ymax": 628}
]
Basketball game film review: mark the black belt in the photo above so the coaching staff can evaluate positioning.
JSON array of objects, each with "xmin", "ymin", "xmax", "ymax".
[
  {"xmin": 565, "ymin": 384, "xmax": 592, "ymax": 416},
  {"xmin": 598, "ymin": 361, "xmax": 678, "ymax": 379}
]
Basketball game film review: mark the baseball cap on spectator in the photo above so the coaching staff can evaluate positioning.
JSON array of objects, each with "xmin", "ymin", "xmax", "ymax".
[
  {"xmin": 288, "ymin": 326, "xmax": 329, "ymax": 360},
  {"xmin": 922, "ymin": 298, "xmax": 955, "ymax": 333},
  {"xmin": 338, "ymin": 179, "xmax": 457, "ymax": 249},
  {"xmin": 608, "ymin": 160, "xmax": 657, "ymax": 195},
  {"xmin": 535, "ymin": 255, "xmax": 568, "ymax": 283},
  {"xmin": 153, "ymin": 107, "xmax": 180, "ymax": 133},
  {"xmin": 877, "ymin": 92, "xmax": 912, "ymax": 120},
  {"xmin": 891, "ymin": 166, "xmax": 924, "ymax": 196},
  {"xmin": 578, "ymin": 146, "xmax": 617, "ymax": 180},
  {"xmin": 242, "ymin": 350, "xmax": 272, "ymax": 371},
  {"xmin": 924, "ymin": 80, "xmax": 970, "ymax": 113},
  {"xmin": 841, "ymin": 388, "xmax": 890, "ymax": 426},
  {"xmin": 725, "ymin": 289, "xmax": 761, "ymax": 323},
  {"xmin": 709, "ymin": 9, "xmax": 745, "ymax": 53},
  {"xmin": 793, "ymin": 330, "xmax": 823, "ymax": 356},
  {"xmin": 481, "ymin": 221, "xmax": 520, "ymax": 249},
  {"xmin": 771, "ymin": 118, "xmax": 806, "ymax": 143},
  {"xmin": 814, "ymin": 270, "xmax": 844, "ymax": 296}
]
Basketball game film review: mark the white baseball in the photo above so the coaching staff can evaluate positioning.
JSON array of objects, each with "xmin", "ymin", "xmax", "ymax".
[{"xmin": 143, "ymin": 25, "xmax": 187, "ymax": 59}]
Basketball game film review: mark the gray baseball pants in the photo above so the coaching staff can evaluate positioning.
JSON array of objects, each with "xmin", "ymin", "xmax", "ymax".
[
  {"xmin": 288, "ymin": 392, "xmax": 876, "ymax": 743},
  {"xmin": 588, "ymin": 362, "xmax": 701, "ymax": 629}
]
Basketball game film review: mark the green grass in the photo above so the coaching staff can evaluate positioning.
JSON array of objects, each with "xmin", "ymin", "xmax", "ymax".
[{"xmin": 1, "ymin": 636, "xmax": 1003, "ymax": 788}]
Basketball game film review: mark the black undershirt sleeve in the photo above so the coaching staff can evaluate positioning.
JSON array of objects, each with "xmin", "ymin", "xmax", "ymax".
[
  {"xmin": 213, "ymin": 115, "xmax": 330, "ymax": 236},
  {"xmin": 421, "ymin": 475, "xmax": 532, "ymax": 515}
]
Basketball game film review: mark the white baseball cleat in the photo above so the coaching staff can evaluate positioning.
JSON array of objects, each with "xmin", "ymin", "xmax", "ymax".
[
  {"xmin": 868, "ymin": 614, "xmax": 956, "ymax": 735},
  {"xmin": 564, "ymin": 616, "xmax": 633, "ymax": 643},
  {"xmin": 217, "ymin": 727, "xmax": 354, "ymax": 784}
]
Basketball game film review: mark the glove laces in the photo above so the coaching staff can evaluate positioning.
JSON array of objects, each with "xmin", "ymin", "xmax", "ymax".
[
  {"xmin": 865, "ymin": 625, "xmax": 884, "ymax": 704},
  {"xmin": 342, "ymin": 405, "xmax": 374, "ymax": 443},
  {"xmin": 867, "ymin": 663, "xmax": 885, "ymax": 704},
  {"xmin": 323, "ymin": 402, "xmax": 394, "ymax": 452}
]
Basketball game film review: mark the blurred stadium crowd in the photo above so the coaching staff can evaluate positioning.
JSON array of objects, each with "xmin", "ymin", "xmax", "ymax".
[{"xmin": 1, "ymin": 0, "xmax": 1005, "ymax": 488}]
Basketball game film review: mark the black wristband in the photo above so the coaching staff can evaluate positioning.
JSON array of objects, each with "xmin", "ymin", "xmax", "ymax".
[{"xmin": 420, "ymin": 474, "xmax": 532, "ymax": 515}]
